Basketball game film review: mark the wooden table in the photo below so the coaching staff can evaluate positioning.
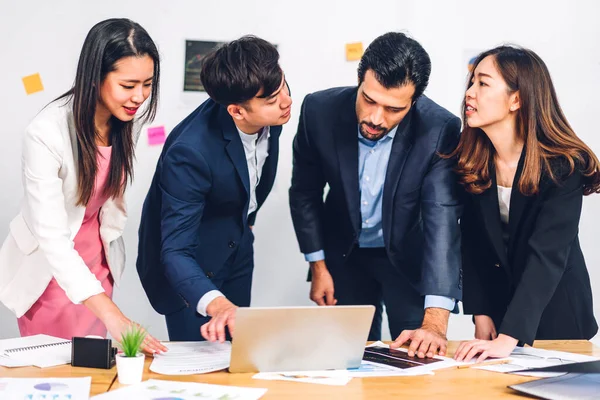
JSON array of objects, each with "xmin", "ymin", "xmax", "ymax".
[
  {"xmin": 112, "ymin": 340, "xmax": 600, "ymax": 399},
  {"xmin": 2, "ymin": 340, "xmax": 599, "ymax": 398}
]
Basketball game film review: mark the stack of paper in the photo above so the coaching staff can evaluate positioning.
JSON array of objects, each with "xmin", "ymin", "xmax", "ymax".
[
  {"xmin": 474, "ymin": 346, "xmax": 599, "ymax": 377},
  {"xmin": 150, "ymin": 341, "xmax": 231, "ymax": 375},
  {"xmin": 91, "ymin": 379, "xmax": 266, "ymax": 400}
]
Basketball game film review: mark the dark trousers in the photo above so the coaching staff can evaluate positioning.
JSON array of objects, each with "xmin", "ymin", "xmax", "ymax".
[
  {"xmin": 329, "ymin": 247, "xmax": 424, "ymax": 341},
  {"xmin": 165, "ymin": 250, "xmax": 254, "ymax": 341}
]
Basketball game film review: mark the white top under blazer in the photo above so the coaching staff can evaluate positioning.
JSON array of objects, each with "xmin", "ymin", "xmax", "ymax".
[
  {"xmin": 0, "ymin": 97, "xmax": 140, "ymax": 317},
  {"xmin": 497, "ymin": 185, "xmax": 512, "ymax": 224}
]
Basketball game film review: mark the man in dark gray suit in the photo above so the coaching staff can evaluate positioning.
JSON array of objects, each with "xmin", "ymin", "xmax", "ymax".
[{"xmin": 289, "ymin": 32, "xmax": 462, "ymax": 358}]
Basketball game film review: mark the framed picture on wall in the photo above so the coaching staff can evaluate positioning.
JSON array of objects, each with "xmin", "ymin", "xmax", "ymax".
[{"xmin": 183, "ymin": 40, "xmax": 224, "ymax": 92}]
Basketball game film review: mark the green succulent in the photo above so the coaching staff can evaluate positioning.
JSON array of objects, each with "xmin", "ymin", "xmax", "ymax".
[{"xmin": 119, "ymin": 325, "xmax": 147, "ymax": 357}]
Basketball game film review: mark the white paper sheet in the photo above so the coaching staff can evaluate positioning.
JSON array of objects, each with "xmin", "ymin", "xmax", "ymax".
[
  {"xmin": 251, "ymin": 360, "xmax": 434, "ymax": 382},
  {"xmin": 150, "ymin": 341, "xmax": 231, "ymax": 375},
  {"xmin": 509, "ymin": 373, "xmax": 600, "ymax": 399},
  {"xmin": 475, "ymin": 346, "xmax": 599, "ymax": 377},
  {"xmin": 91, "ymin": 379, "xmax": 266, "ymax": 400},
  {"xmin": 348, "ymin": 360, "xmax": 434, "ymax": 377},
  {"xmin": 0, "ymin": 354, "xmax": 30, "ymax": 367},
  {"xmin": 0, "ymin": 377, "xmax": 91, "ymax": 400},
  {"xmin": 253, "ymin": 369, "xmax": 352, "ymax": 385}
]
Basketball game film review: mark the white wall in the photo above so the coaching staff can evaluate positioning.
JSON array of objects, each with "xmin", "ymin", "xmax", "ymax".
[
  {"xmin": 1, "ymin": 0, "xmax": 599, "ymax": 344},
  {"xmin": 399, "ymin": 0, "xmax": 600, "ymax": 342},
  {"xmin": 0, "ymin": 0, "xmax": 406, "ymax": 339}
]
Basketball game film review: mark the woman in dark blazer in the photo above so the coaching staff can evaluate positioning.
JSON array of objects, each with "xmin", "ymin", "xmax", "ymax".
[{"xmin": 451, "ymin": 45, "xmax": 600, "ymax": 362}]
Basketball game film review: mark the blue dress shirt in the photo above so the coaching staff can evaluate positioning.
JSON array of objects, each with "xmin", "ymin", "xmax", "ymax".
[{"xmin": 304, "ymin": 125, "xmax": 455, "ymax": 311}]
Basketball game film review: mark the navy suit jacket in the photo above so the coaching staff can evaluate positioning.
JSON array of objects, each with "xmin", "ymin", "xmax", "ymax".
[
  {"xmin": 137, "ymin": 98, "xmax": 281, "ymax": 315},
  {"xmin": 289, "ymin": 87, "xmax": 463, "ymax": 300}
]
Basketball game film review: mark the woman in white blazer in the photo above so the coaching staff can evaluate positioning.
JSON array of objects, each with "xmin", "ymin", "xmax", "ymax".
[{"xmin": 0, "ymin": 19, "xmax": 166, "ymax": 353}]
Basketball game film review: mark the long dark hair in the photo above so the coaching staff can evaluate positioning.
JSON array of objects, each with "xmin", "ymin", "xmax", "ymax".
[
  {"xmin": 58, "ymin": 18, "xmax": 160, "ymax": 206},
  {"xmin": 449, "ymin": 45, "xmax": 600, "ymax": 196}
]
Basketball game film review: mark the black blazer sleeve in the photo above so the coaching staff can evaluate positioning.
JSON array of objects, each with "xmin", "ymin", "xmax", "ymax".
[
  {"xmin": 461, "ymin": 195, "xmax": 493, "ymax": 316},
  {"xmin": 289, "ymin": 95, "xmax": 327, "ymax": 254},
  {"xmin": 419, "ymin": 116, "xmax": 463, "ymax": 300},
  {"xmin": 499, "ymin": 170, "xmax": 584, "ymax": 345}
]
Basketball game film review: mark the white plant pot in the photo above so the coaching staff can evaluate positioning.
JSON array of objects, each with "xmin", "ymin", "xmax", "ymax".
[{"xmin": 116, "ymin": 353, "xmax": 145, "ymax": 384}]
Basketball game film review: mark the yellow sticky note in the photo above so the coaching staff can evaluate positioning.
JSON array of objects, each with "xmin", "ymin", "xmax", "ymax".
[
  {"xmin": 22, "ymin": 73, "xmax": 44, "ymax": 95},
  {"xmin": 345, "ymin": 42, "xmax": 364, "ymax": 61}
]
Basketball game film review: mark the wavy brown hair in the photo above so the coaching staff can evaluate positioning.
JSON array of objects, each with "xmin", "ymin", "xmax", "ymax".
[{"xmin": 448, "ymin": 45, "xmax": 600, "ymax": 196}]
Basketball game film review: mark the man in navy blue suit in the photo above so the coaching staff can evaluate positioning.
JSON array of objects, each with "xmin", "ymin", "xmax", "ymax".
[
  {"xmin": 137, "ymin": 36, "xmax": 292, "ymax": 341},
  {"xmin": 289, "ymin": 32, "xmax": 462, "ymax": 358}
]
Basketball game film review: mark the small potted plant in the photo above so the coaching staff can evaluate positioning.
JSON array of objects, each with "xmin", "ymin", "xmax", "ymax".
[{"xmin": 115, "ymin": 325, "xmax": 146, "ymax": 384}]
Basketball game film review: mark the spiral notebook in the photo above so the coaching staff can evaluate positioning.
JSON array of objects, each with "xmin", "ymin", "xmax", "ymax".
[{"xmin": 0, "ymin": 334, "xmax": 72, "ymax": 368}]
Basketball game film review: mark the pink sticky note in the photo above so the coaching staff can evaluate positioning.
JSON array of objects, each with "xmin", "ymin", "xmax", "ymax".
[{"xmin": 148, "ymin": 126, "xmax": 166, "ymax": 146}]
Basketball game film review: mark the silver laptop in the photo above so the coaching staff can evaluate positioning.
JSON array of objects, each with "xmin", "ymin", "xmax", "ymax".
[{"xmin": 229, "ymin": 305, "xmax": 375, "ymax": 373}]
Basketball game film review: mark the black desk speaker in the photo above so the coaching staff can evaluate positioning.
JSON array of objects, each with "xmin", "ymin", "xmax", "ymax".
[{"xmin": 70, "ymin": 336, "xmax": 117, "ymax": 369}]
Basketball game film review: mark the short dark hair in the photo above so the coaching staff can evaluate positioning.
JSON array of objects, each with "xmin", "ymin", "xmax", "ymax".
[
  {"xmin": 357, "ymin": 32, "xmax": 431, "ymax": 100},
  {"xmin": 200, "ymin": 35, "xmax": 282, "ymax": 106}
]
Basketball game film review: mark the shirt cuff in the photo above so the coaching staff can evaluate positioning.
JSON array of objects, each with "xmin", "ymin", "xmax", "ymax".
[
  {"xmin": 424, "ymin": 295, "xmax": 456, "ymax": 311},
  {"xmin": 196, "ymin": 290, "xmax": 225, "ymax": 317},
  {"xmin": 304, "ymin": 250, "xmax": 325, "ymax": 262}
]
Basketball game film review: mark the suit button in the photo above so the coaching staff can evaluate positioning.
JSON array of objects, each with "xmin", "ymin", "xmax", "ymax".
[
  {"xmin": 342, "ymin": 254, "xmax": 346, "ymax": 258},
  {"xmin": 494, "ymin": 263, "xmax": 500, "ymax": 268},
  {"xmin": 206, "ymin": 271, "xmax": 215, "ymax": 278},
  {"xmin": 228, "ymin": 241, "xmax": 236, "ymax": 248}
]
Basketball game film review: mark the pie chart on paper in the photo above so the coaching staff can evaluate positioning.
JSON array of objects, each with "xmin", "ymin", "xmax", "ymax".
[
  {"xmin": 152, "ymin": 398, "xmax": 185, "ymax": 400},
  {"xmin": 33, "ymin": 382, "xmax": 69, "ymax": 391}
]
